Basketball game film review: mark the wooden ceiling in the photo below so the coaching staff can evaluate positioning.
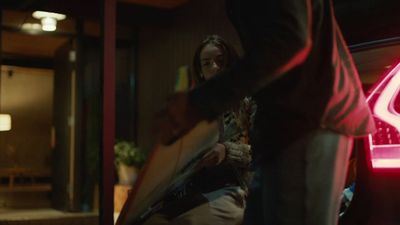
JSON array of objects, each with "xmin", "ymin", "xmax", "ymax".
[
  {"xmin": 2, "ymin": 31, "xmax": 68, "ymax": 58},
  {"xmin": 1, "ymin": 0, "xmax": 400, "ymax": 69},
  {"xmin": 119, "ymin": 0, "xmax": 188, "ymax": 9},
  {"xmin": 1, "ymin": 0, "xmax": 188, "ymax": 67}
]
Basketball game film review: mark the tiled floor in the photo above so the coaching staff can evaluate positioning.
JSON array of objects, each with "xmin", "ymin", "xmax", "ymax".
[{"xmin": 0, "ymin": 208, "xmax": 99, "ymax": 225}]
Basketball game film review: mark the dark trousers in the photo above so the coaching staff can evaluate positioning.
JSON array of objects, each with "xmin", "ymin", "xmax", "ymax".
[{"xmin": 244, "ymin": 129, "xmax": 353, "ymax": 225}]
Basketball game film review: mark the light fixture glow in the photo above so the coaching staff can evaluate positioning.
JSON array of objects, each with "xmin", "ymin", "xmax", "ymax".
[
  {"xmin": 41, "ymin": 17, "xmax": 57, "ymax": 31},
  {"xmin": 32, "ymin": 11, "xmax": 66, "ymax": 32},
  {"xmin": 366, "ymin": 61, "xmax": 400, "ymax": 169},
  {"xmin": 21, "ymin": 23, "xmax": 42, "ymax": 33},
  {"xmin": 0, "ymin": 114, "xmax": 11, "ymax": 131},
  {"xmin": 21, "ymin": 23, "xmax": 42, "ymax": 31}
]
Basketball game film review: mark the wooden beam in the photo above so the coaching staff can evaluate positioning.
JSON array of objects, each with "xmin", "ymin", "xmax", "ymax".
[
  {"xmin": 102, "ymin": 0, "xmax": 116, "ymax": 224},
  {"xmin": 1, "ymin": 53, "xmax": 53, "ymax": 69}
]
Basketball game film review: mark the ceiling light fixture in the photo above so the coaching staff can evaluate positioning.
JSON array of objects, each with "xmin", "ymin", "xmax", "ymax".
[{"xmin": 32, "ymin": 11, "xmax": 66, "ymax": 32}]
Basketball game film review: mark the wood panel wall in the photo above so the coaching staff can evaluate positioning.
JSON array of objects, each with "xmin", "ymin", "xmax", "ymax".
[{"xmin": 136, "ymin": 0, "xmax": 241, "ymax": 150}]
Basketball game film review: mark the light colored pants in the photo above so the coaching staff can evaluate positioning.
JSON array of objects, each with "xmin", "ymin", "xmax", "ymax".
[
  {"xmin": 143, "ymin": 187, "xmax": 245, "ymax": 225},
  {"xmin": 244, "ymin": 128, "xmax": 353, "ymax": 225}
]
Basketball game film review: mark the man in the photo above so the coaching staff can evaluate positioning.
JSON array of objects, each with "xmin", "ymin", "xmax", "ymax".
[{"xmin": 157, "ymin": 0, "xmax": 375, "ymax": 225}]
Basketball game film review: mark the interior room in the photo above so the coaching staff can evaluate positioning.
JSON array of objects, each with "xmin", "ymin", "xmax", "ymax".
[
  {"xmin": 0, "ymin": 0, "xmax": 204, "ymax": 224},
  {"xmin": 0, "ymin": 2, "xmax": 101, "ymax": 225}
]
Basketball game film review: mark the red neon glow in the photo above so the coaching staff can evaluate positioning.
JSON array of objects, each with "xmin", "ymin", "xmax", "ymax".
[{"xmin": 367, "ymin": 61, "xmax": 400, "ymax": 169}]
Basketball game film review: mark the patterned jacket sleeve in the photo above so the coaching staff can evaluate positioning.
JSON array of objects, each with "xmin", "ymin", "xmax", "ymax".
[
  {"xmin": 223, "ymin": 141, "xmax": 252, "ymax": 168},
  {"xmin": 222, "ymin": 97, "xmax": 256, "ymax": 168}
]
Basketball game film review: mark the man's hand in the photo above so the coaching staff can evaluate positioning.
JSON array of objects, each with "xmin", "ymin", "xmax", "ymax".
[
  {"xmin": 195, "ymin": 143, "xmax": 226, "ymax": 169},
  {"xmin": 155, "ymin": 92, "xmax": 202, "ymax": 145}
]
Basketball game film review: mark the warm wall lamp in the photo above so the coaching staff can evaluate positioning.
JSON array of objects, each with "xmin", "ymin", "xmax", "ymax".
[
  {"xmin": 0, "ymin": 114, "xmax": 11, "ymax": 131},
  {"xmin": 0, "ymin": 70, "xmax": 11, "ymax": 132},
  {"xmin": 32, "ymin": 11, "xmax": 66, "ymax": 32}
]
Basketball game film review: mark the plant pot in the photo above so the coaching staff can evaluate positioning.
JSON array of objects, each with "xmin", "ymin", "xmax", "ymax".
[{"xmin": 117, "ymin": 164, "xmax": 138, "ymax": 185}]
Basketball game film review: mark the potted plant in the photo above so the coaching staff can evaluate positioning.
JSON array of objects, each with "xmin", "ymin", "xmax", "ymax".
[{"xmin": 114, "ymin": 140, "xmax": 146, "ymax": 185}]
